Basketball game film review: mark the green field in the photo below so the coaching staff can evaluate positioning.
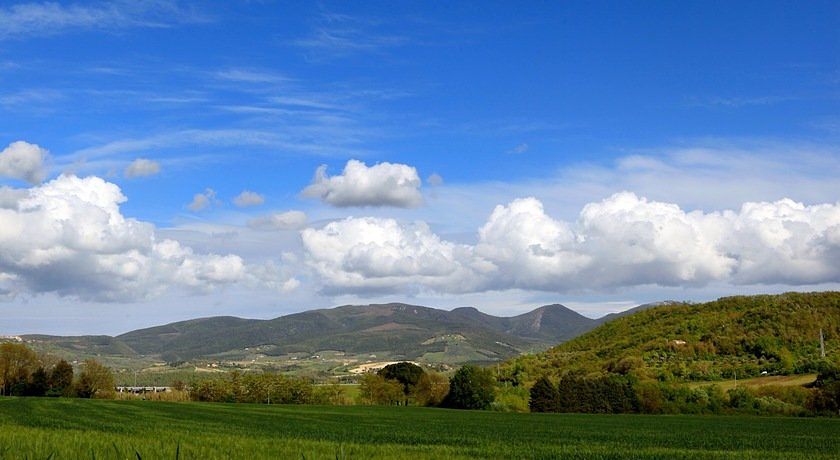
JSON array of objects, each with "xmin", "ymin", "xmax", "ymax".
[{"xmin": 0, "ymin": 398, "xmax": 839, "ymax": 459}]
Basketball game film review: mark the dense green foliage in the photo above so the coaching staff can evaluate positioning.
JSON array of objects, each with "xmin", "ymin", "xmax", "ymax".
[
  {"xmin": 1, "ymin": 398, "xmax": 838, "ymax": 459},
  {"xmin": 443, "ymin": 365, "xmax": 495, "ymax": 410},
  {"xmin": 359, "ymin": 373, "xmax": 404, "ymax": 405},
  {"xmin": 0, "ymin": 343, "xmax": 115, "ymax": 399},
  {"xmin": 378, "ymin": 362, "xmax": 424, "ymax": 398},
  {"xmin": 189, "ymin": 372, "xmax": 317, "ymax": 404},
  {"xmin": 528, "ymin": 376, "xmax": 559, "ymax": 412},
  {"xmin": 359, "ymin": 362, "xmax": 449, "ymax": 406},
  {"xmin": 505, "ymin": 292, "xmax": 840, "ymax": 384}
]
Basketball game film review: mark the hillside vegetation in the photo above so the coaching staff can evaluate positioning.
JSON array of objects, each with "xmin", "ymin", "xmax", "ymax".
[{"xmin": 504, "ymin": 292, "xmax": 839, "ymax": 384}]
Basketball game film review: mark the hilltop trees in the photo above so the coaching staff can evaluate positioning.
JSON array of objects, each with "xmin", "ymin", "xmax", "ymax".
[{"xmin": 503, "ymin": 292, "xmax": 840, "ymax": 385}]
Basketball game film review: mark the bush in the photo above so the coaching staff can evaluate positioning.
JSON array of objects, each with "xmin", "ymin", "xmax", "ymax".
[{"xmin": 492, "ymin": 385, "xmax": 529, "ymax": 412}]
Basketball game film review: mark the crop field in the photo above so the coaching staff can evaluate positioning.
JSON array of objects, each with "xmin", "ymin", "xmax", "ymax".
[{"xmin": 0, "ymin": 398, "xmax": 838, "ymax": 459}]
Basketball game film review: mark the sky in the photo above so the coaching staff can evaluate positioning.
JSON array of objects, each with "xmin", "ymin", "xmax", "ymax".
[{"xmin": 0, "ymin": 1, "xmax": 839, "ymax": 335}]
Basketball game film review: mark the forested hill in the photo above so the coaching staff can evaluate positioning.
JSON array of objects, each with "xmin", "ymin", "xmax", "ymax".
[
  {"xmin": 503, "ymin": 292, "xmax": 840, "ymax": 384},
  {"xmin": 22, "ymin": 302, "xmax": 610, "ymax": 364}
]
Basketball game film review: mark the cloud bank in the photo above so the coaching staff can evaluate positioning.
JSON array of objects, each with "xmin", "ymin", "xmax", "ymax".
[
  {"xmin": 0, "ymin": 175, "xmax": 292, "ymax": 301},
  {"xmin": 302, "ymin": 159, "xmax": 423, "ymax": 208},
  {"xmin": 301, "ymin": 192, "xmax": 840, "ymax": 294}
]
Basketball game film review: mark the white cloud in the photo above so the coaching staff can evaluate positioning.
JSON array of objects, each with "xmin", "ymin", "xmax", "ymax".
[
  {"xmin": 233, "ymin": 190, "xmax": 264, "ymax": 207},
  {"xmin": 215, "ymin": 69, "xmax": 290, "ymax": 84},
  {"xmin": 301, "ymin": 192, "xmax": 840, "ymax": 295},
  {"xmin": 0, "ymin": 174, "xmax": 292, "ymax": 301},
  {"xmin": 124, "ymin": 158, "xmax": 160, "ymax": 178},
  {"xmin": 0, "ymin": 141, "xmax": 48, "ymax": 184},
  {"xmin": 248, "ymin": 211, "xmax": 308, "ymax": 231},
  {"xmin": 293, "ymin": 11, "xmax": 408, "ymax": 60},
  {"xmin": 188, "ymin": 188, "xmax": 216, "ymax": 212},
  {"xmin": 301, "ymin": 217, "xmax": 486, "ymax": 294},
  {"xmin": 0, "ymin": 186, "xmax": 27, "ymax": 208},
  {"xmin": 302, "ymin": 159, "xmax": 423, "ymax": 208},
  {"xmin": 0, "ymin": 1, "xmax": 205, "ymax": 41}
]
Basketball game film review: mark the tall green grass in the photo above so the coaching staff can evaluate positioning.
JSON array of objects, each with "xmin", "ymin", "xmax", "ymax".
[{"xmin": 0, "ymin": 397, "xmax": 838, "ymax": 459}]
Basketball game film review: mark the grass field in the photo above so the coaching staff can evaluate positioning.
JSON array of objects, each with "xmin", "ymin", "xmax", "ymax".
[
  {"xmin": 0, "ymin": 398, "xmax": 839, "ymax": 459},
  {"xmin": 686, "ymin": 374, "xmax": 818, "ymax": 392}
]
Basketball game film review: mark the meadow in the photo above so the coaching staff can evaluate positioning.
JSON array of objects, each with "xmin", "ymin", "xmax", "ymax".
[{"xmin": 0, "ymin": 398, "xmax": 839, "ymax": 459}]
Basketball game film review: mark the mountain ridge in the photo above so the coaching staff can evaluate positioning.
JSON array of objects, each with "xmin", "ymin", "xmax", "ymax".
[{"xmin": 21, "ymin": 301, "xmax": 662, "ymax": 364}]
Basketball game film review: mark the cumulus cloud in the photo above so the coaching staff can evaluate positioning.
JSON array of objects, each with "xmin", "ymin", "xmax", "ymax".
[
  {"xmin": 0, "ymin": 141, "xmax": 48, "ymax": 184},
  {"xmin": 0, "ymin": 175, "xmax": 293, "ymax": 301},
  {"xmin": 301, "ymin": 192, "xmax": 840, "ymax": 294},
  {"xmin": 124, "ymin": 158, "xmax": 160, "ymax": 178},
  {"xmin": 188, "ymin": 188, "xmax": 217, "ymax": 211},
  {"xmin": 301, "ymin": 159, "xmax": 423, "ymax": 208},
  {"xmin": 301, "ymin": 217, "xmax": 487, "ymax": 294},
  {"xmin": 233, "ymin": 190, "xmax": 264, "ymax": 207},
  {"xmin": 248, "ymin": 210, "xmax": 307, "ymax": 231}
]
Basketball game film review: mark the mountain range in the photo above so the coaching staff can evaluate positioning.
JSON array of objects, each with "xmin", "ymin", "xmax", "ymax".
[{"xmin": 21, "ymin": 302, "xmax": 670, "ymax": 364}]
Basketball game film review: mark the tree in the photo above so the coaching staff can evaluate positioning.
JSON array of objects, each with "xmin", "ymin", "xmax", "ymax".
[
  {"xmin": 75, "ymin": 360, "xmax": 115, "ymax": 399},
  {"xmin": 378, "ymin": 362, "xmax": 424, "ymax": 405},
  {"xmin": 412, "ymin": 371, "xmax": 450, "ymax": 406},
  {"xmin": 25, "ymin": 367, "xmax": 49, "ymax": 397},
  {"xmin": 359, "ymin": 373, "xmax": 403, "ymax": 405},
  {"xmin": 529, "ymin": 376, "xmax": 559, "ymax": 412},
  {"xmin": 0, "ymin": 343, "xmax": 39, "ymax": 396},
  {"xmin": 442, "ymin": 365, "xmax": 495, "ymax": 410},
  {"xmin": 48, "ymin": 360, "xmax": 74, "ymax": 397}
]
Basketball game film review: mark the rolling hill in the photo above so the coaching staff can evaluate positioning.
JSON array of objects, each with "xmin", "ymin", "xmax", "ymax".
[
  {"xmin": 502, "ymin": 291, "xmax": 840, "ymax": 384},
  {"xmin": 23, "ymin": 302, "xmax": 626, "ymax": 364}
]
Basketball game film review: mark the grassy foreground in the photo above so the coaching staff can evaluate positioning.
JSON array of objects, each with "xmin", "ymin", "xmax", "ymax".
[{"xmin": 0, "ymin": 398, "xmax": 839, "ymax": 459}]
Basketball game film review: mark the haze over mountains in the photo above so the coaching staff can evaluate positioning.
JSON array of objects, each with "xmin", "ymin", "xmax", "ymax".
[{"xmin": 21, "ymin": 302, "xmax": 670, "ymax": 364}]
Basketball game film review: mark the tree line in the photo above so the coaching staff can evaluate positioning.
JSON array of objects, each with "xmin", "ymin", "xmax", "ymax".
[
  {"xmin": 4, "ymin": 339, "xmax": 837, "ymax": 416},
  {"xmin": 528, "ymin": 362, "xmax": 840, "ymax": 416},
  {"xmin": 0, "ymin": 343, "xmax": 115, "ymax": 399}
]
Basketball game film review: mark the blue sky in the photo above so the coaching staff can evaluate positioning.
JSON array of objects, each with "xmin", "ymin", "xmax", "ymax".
[{"xmin": 0, "ymin": 1, "xmax": 838, "ymax": 335}]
